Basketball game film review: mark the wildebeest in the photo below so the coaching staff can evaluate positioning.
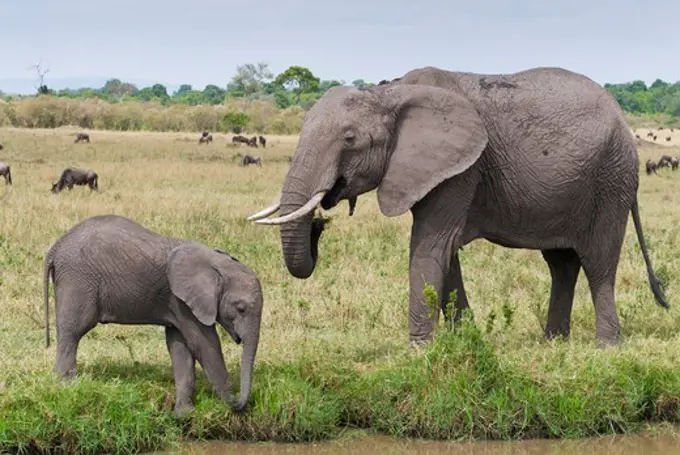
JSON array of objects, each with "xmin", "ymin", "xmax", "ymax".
[
  {"xmin": 647, "ymin": 131, "xmax": 654, "ymax": 137},
  {"xmin": 646, "ymin": 159, "xmax": 659, "ymax": 175},
  {"xmin": 654, "ymin": 135, "xmax": 658, "ymax": 141},
  {"xmin": 258, "ymin": 135, "xmax": 266, "ymax": 148},
  {"xmin": 74, "ymin": 133, "xmax": 90, "ymax": 144},
  {"xmin": 241, "ymin": 154, "xmax": 262, "ymax": 167},
  {"xmin": 199, "ymin": 134, "xmax": 213, "ymax": 144},
  {"xmin": 0, "ymin": 161, "xmax": 11, "ymax": 185},
  {"xmin": 666, "ymin": 136, "xmax": 671, "ymax": 142},
  {"xmin": 246, "ymin": 136, "xmax": 258, "ymax": 148},
  {"xmin": 0, "ymin": 144, "xmax": 4, "ymax": 151},
  {"xmin": 672, "ymin": 157, "xmax": 679, "ymax": 170},
  {"xmin": 232, "ymin": 135, "xmax": 249, "ymax": 145},
  {"xmin": 51, "ymin": 168, "xmax": 98, "ymax": 193},
  {"xmin": 658, "ymin": 155, "xmax": 674, "ymax": 169},
  {"xmin": 635, "ymin": 134, "xmax": 641, "ymax": 139}
]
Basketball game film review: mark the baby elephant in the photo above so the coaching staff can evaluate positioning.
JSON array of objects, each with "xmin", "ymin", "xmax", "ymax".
[
  {"xmin": 51, "ymin": 167, "xmax": 98, "ymax": 193},
  {"xmin": 241, "ymin": 154, "xmax": 262, "ymax": 167},
  {"xmin": 0, "ymin": 161, "xmax": 11, "ymax": 185},
  {"xmin": 43, "ymin": 214, "xmax": 263, "ymax": 415}
]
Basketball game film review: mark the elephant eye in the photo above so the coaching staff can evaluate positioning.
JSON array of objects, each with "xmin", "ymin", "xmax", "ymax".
[
  {"xmin": 236, "ymin": 302, "xmax": 247, "ymax": 314},
  {"xmin": 343, "ymin": 131, "xmax": 356, "ymax": 147}
]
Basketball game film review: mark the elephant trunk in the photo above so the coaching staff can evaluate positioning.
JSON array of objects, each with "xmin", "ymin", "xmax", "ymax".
[
  {"xmin": 277, "ymin": 142, "xmax": 337, "ymax": 279},
  {"xmin": 231, "ymin": 329, "xmax": 259, "ymax": 412}
]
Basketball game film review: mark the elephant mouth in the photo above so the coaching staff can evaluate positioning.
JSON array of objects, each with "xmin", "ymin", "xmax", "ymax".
[{"xmin": 321, "ymin": 176, "xmax": 348, "ymax": 210}]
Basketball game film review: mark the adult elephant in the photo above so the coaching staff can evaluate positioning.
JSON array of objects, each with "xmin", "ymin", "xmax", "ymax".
[{"xmin": 248, "ymin": 66, "xmax": 669, "ymax": 346}]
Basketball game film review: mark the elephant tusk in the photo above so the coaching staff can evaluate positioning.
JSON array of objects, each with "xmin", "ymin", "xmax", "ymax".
[
  {"xmin": 255, "ymin": 192, "xmax": 327, "ymax": 225},
  {"xmin": 247, "ymin": 202, "xmax": 281, "ymax": 221}
]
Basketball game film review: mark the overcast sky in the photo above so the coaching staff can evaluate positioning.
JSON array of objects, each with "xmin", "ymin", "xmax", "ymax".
[{"xmin": 0, "ymin": 0, "xmax": 677, "ymax": 91}]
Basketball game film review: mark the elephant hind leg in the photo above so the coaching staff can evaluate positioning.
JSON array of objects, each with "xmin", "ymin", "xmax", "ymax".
[
  {"xmin": 578, "ymin": 219, "xmax": 628, "ymax": 346},
  {"xmin": 441, "ymin": 252, "xmax": 471, "ymax": 326},
  {"xmin": 54, "ymin": 286, "xmax": 99, "ymax": 379},
  {"xmin": 541, "ymin": 248, "xmax": 581, "ymax": 340}
]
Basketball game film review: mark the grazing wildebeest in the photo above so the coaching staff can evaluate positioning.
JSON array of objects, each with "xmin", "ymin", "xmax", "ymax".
[
  {"xmin": 0, "ymin": 161, "xmax": 11, "ymax": 185},
  {"xmin": 241, "ymin": 154, "xmax": 262, "ymax": 167},
  {"xmin": 51, "ymin": 168, "xmax": 98, "ymax": 193},
  {"xmin": 659, "ymin": 126, "xmax": 664, "ymax": 130},
  {"xmin": 658, "ymin": 155, "xmax": 674, "ymax": 169},
  {"xmin": 635, "ymin": 134, "xmax": 641, "ymax": 139},
  {"xmin": 247, "ymin": 136, "xmax": 258, "ymax": 148},
  {"xmin": 671, "ymin": 157, "xmax": 679, "ymax": 171},
  {"xmin": 666, "ymin": 136, "xmax": 671, "ymax": 142},
  {"xmin": 74, "ymin": 133, "xmax": 90, "ymax": 144},
  {"xmin": 647, "ymin": 131, "xmax": 654, "ymax": 137},
  {"xmin": 646, "ymin": 159, "xmax": 659, "ymax": 175},
  {"xmin": 232, "ymin": 135, "xmax": 249, "ymax": 145},
  {"xmin": 199, "ymin": 134, "xmax": 213, "ymax": 144},
  {"xmin": 258, "ymin": 135, "xmax": 266, "ymax": 148},
  {"xmin": 654, "ymin": 135, "xmax": 658, "ymax": 141}
]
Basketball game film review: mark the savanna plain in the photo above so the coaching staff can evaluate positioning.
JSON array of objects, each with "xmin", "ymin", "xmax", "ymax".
[{"xmin": 2, "ymin": 126, "xmax": 680, "ymax": 454}]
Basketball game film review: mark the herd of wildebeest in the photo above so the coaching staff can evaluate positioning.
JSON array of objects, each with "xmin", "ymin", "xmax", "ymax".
[{"xmin": 0, "ymin": 130, "xmax": 269, "ymax": 190}]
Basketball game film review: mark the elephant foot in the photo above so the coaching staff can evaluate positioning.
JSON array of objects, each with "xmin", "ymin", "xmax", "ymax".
[
  {"xmin": 595, "ymin": 336, "xmax": 621, "ymax": 350},
  {"xmin": 409, "ymin": 337, "xmax": 431, "ymax": 349},
  {"xmin": 172, "ymin": 402, "xmax": 195, "ymax": 419}
]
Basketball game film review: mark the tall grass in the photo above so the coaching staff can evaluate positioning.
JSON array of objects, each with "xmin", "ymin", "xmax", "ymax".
[
  {"xmin": 1, "ymin": 127, "xmax": 680, "ymax": 453},
  {"xmin": 0, "ymin": 96, "xmax": 306, "ymax": 134}
]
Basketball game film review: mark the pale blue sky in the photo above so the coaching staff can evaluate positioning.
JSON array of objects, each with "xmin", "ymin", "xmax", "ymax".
[{"xmin": 0, "ymin": 0, "xmax": 677, "ymax": 93}]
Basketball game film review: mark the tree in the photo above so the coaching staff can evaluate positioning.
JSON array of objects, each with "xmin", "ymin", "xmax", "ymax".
[
  {"xmin": 101, "ymin": 78, "xmax": 138, "ymax": 98},
  {"xmin": 273, "ymin": 66, "xmax": 320, "ymax": 104},
  {"xmin": 174, "ymin": 84, "xmax": 193, "ymax": 96},
  {"xmin": 319, "ymin": 79, "xmax": 343, "ymax": 92},
  {"xmin": 221, "ymin": 111, "xmax": 250, "ymax": 133},
  {"xmin": 227, "ymin": 62, "xmax": 274, "ymax": 98},
  {"xmin": 202, "ymin": 84, "xmax": 226, "ymax": 104},
  {"xmin": 29, "ymin": 60, "xmax": 51, "ymax": 95}
]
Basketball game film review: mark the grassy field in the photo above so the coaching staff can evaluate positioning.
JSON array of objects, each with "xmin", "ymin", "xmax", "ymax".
[{"xmin": 2, "ymin": 126, "xmax": 680, "ymax": 454}]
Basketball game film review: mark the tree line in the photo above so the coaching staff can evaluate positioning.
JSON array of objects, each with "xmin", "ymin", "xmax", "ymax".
[
  {"xmin": 3, "ymin": 62, "xmax": 379, "ymax": 111},
  {"xmin": 2, "ymin": 61, "xmax": 678, "ymax": 118}
]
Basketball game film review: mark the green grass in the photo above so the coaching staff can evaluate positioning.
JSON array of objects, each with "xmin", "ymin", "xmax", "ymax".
[{"xmin": 2, "ymin": 126, "xmax": 680, "ymax": 453}]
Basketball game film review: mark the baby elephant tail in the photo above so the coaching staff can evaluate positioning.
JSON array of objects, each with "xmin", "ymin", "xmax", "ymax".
[
  {"xmin": 44, "ymin": 248, "xmax": 55, "ymax": 348},
  {"xmin": 631, "ymin": 198, "xmax": 670, "ymax": 310}
]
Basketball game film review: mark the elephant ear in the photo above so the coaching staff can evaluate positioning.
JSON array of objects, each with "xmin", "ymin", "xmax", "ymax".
[
  {"xmin": 167, "ymin": 243, "xmax": 220, "ymax": 326},
  {"xmin": 376, "ymin": 84, "xmax": 489, "ymax": 217}
]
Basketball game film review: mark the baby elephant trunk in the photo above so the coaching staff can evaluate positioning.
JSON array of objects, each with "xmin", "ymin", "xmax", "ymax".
[{"xmin": 231, "ymin": 329, "xmax": 259, "ymax": 412}]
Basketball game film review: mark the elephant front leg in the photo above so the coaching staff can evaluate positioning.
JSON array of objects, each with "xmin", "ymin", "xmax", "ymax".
[
  {"xmin": 408, "ymin": 228, "xmax": 459, "ymax": 345},
  {"xmin": 165, "ymin": 326, "xmax": 197, "ymax": 416}
]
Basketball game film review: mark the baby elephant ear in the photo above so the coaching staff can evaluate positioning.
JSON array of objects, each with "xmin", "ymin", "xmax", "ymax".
[{"xmin": 167, "ymin": 243, "xmax": 219, "ymax": 326}]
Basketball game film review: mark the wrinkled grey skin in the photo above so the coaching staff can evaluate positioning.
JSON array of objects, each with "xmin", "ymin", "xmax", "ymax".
[
  {"xmin": 250, "ymin": 65, "xmax": 668, "ymax": 346},
  {"xmin": 51, "ymin": 168, "xmax": 98, "ymax": 193},
  {"xmin": 43, "ymin": 214, "xmax": 263, "ymax": 415},
  {"xmin": 0, "ymin": 161, "xmax": 11, "ymax": 185}
]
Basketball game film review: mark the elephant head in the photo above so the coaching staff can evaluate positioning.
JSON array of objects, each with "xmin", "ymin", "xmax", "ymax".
[
  {"xmin": 167, "ymin": 243, "xmax": 263, "ymax": 412},
  {"xmin": 248, "ymin": 77, "xmax": 489, "ymax": 279}
]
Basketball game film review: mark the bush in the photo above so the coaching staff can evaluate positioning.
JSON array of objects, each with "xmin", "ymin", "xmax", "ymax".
[{"xmin": 0, "ymin": 96, "xmax": 308, "ymax": 135}]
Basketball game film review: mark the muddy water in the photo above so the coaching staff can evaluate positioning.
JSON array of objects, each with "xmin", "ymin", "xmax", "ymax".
[{"xmin": 161, "ymin": 433, "xmax": 680, "ymax": 455}]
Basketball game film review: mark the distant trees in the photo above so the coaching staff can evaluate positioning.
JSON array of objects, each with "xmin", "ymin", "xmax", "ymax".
[
  {"xmin": 604, "ymin": 79, "xmax": 680, "ymax": 117},
  {"xmin": 5, "ymin": 60, "xmax": 679, "ymax": 118}
]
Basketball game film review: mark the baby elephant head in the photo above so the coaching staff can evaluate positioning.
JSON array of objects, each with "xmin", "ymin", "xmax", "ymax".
[{"xmin": 167, "ymin": 242, "xmax": 263, "ymax": 412}]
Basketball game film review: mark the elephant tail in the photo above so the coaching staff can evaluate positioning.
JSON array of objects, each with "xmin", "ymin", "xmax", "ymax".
[
  {"xmin": 6, "ymin": 167, "xmax": 11, "ymax": 185},
  {"xmin": 631, "ymin": 198, "xmax": 670, "ymax": 310},
  {"xmin": 44, "ymin": 248, "xmax": 55, "ymax": 348}
]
